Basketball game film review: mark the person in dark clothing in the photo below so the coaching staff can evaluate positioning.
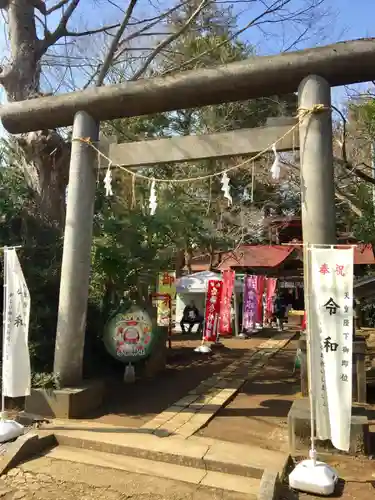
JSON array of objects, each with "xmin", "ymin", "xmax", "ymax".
[
  {"xmin": 273, "ymin": 293, "xmax": 286, "ymax": 331},
  {"xmin": 180, "ymin": 301, "xmax": 204, "ymax": 334}
]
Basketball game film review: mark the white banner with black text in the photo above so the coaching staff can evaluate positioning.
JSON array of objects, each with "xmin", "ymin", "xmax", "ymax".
[
  {"xmin": 2, "ymin": 248, "xmax": 31, "ymax": 398},
  {"xmin": 309, "ymin": 246, "xmax": 354, "ymax": 451}
]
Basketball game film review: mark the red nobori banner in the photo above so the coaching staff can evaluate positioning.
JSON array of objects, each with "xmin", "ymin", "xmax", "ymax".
[
  {"xmin": 203, "ymin": 280, "xmax": 223, "ymax": 342},
  {"xmin": 219, "ymin": 270, "xmax": 235, "ymax": 336},
  {"xmin": 256, "ymin": 275, "xmax": 266, "ymax": 324}
]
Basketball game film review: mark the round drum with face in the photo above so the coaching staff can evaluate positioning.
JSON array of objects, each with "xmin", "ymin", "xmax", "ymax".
[{"xmin": 103, "ymin": 306, "xmax": 154, "ymax": 363}]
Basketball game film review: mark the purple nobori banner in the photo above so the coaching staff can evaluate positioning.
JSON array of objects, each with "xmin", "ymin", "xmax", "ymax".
[{"xmin": 242, "ymin": 275, "xmax": 258, "ymax": 331}]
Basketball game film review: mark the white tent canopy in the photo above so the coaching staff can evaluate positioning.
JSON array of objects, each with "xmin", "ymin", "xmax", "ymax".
[
  {"xmin": 175, "ymin": 271, "xmax": 242, "ymax": 334},
  {"xmin": 175, "ymin": 270, "xmax": 242, "ymax": 294}
]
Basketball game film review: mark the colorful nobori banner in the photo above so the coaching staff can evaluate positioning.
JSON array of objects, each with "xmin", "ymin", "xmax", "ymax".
[
  {"xmin": 219, "ymin": 270, "xmax": 235, "ymax": 336},
  {"xmin": 243, "ymin": 275, "xmax": 265, "ymax": 331},
  {"xmin": 256, "ymin": 276, "xmax": 265, "ymax": 324},
  {"xmin": 242, "ymin": 275, "xmax": 257, "ymax": 331},
  {"xmin": 156, "ymin": 271, "xmax": 176, "ymax": 327},
  {"xmin": 308, "ymin": 246, "xmax": 354, "ymax": 451},
  {"xmin": 265, "ymin": 278, "xmax": 277, "ymax": 323},
  {"xmin": 203, "ymin": 280, "xmax": 223, "ymax": 342}
]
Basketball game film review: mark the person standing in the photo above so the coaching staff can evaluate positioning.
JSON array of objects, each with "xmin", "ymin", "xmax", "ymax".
[{"xmin": 274, "ymin": 293, "xmax": 286, "ymax": 331}]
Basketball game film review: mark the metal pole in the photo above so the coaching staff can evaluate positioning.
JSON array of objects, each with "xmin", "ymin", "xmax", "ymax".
[
  {"xmin": 304, "ymin": 245, "xmax": 316, "ymax": 464},
  {"xmin": 1, "ymin": 247, "xmax": 7, "ymax": 418},
  {"xmin": 233, "ymin": 290, "xmax": 240, "ymax": 337},
  {"xmin": 54, "ymin": 111, "xmax": 99, "ymax": 386},
  {"xmin": 298, "ymin": 75, "xmax": 336, "ymax": 465}
]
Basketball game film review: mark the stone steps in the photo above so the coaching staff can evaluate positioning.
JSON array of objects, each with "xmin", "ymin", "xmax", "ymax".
[
  {"xmin": 44, "ymin": 445, "xmax": 260, "ymax": 497},
  {"xmin": 41, "ymin": 427, "xmax": 288, "ymax": 481},
  {"xmin": 26, "ymin": 331, "xmax": 296, "ymax": 499}
]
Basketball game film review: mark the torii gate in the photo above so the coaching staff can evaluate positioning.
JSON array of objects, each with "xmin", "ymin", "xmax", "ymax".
[{"xmin": 1, "ymin": 38, "xmax": 375, "ymax": 387}]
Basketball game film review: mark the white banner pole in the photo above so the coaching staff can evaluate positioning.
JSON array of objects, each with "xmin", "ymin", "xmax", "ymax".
[
  {"xmin": 305, "ymin": 245, "xmax": 317, "ymax": 464},
  {"xmin": 1, "ymin": 247, "xmax": 7, "ymax": 419}
]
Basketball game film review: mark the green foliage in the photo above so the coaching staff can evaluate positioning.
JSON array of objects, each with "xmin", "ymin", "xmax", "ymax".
[
  {"xmin": 0, "ymin": 156, "xmax": 63, "ymax": 374},
  {"xmin": 31, "ymin": 372, "xmax": 61, "ymax": 390},
  {"xmin": 349, "ymin": 99, "xmax": 375, "ymax": 138},
  {"xmin": 345, "ymin": 97, "xmax": 375, "ymax": 242}
]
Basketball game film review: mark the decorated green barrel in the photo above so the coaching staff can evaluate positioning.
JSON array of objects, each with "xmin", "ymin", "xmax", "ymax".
[{"xmin": 103, "ymin": 305, "xmax": 157, "ymax": 363}]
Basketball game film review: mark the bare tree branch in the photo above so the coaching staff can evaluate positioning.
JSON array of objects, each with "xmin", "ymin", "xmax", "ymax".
[
  {"xmin": 130, "ymin": 0, "xmax": 209, "ymax": 81},
  {"xmin": 280, "ymin": 156, "xmax": 365, "ymax": 217},
  {"xmin": 65, "ymin": 23, "xmax": 121, "ymax": 38},
  {"xmin": 335, "ymin": 157, "xmax": 375, "ymax": 186},
  {"xmin": 39, "ymin": 0, "xmax": 81, "ymax": 54},
  {"xmin": 32, "ymin": 0, "xmax": 47, "ymax": 14},
  {"xmin": 335, "ymin": 185, "xmax": 363, "ymax": 217},
  {"xmin": 46, "ymin": 0, "xmax": 70, "ymax": 15},
  {"xmin": 96, "ymin": 0, "xmax": 139, "ymax": 86},
  {"xmin": 160, "ymin": 0, "xmax": 294, "ymax": 76},
  {"xmin": 114, "ymin": 1, "xmax": 188, "ymax": 60}
]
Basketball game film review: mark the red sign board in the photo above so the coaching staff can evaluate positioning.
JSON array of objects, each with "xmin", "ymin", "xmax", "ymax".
[
  {"xmin": 203, "ymin": 280, "xmax": 223, "ymax": 342},
  {"xmin": 219, "ymin": 271, "xmax": 235, "ymax": 336}
]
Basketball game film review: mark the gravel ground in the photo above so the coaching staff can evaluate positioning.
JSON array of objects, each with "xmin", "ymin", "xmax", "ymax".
[{"xmin": 2, "ymin": 457, "xmax": 249, "ymax": 500}]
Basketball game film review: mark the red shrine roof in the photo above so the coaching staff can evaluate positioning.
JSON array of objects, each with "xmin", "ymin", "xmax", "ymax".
[
  {"xmin": 218, "ymin": 245, "xmax": 295, "ymax": 270},
  {"xmin": 217, "ymin": 244, "xmax": 375, "ymax": 270},
  {"xmin": 348, "ymin": 244, "xmax": 375, "ymax": 265}
]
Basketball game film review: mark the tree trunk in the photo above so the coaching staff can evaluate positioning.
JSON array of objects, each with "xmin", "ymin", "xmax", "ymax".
[
  {"xmin": 175, "ymin": 249, "xmax": 185, "ymax": 278},
  {"xmin": 17, "ymin": 131, "xmax": 69, "ymax": 225},
  {"xmin": 0, "ymin": 0, "xmax": 68, "ymax": 224},
  {"xmin": 2, "ymin": 0, "xmax": 40, "ymax": 102},
  {"xmin": 208, "ymin": 245, "xmax": 215, "ymax": 271},
  {"xmin": 185, "ymin": 247, "xmax": 193, "ymax": 274}
]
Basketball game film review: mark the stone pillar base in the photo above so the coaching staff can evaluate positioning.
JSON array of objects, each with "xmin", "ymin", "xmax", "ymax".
[
  {"xmin": 288, "ymin": 398, "xmax": 370, "ymax": 456},
  {"xmin": 25, "ymin": 380, "xmax": 105, "ymax": 419}
]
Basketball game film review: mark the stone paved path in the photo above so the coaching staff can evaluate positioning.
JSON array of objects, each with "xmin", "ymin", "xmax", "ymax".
[
  {"xmin": 142, "ymin": 331, "xmax": 296, "ymax": 438},
  {"xmin": 83, "ymin": 335, "xmax": 264, "ymax": 428},
  {"xmin": 197, "ymin": 338, "xmax": 300, "ymax": 450}
]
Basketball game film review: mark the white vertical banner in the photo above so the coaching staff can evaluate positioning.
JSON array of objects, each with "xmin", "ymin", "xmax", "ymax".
[
  {"xmin": 309, "ymin": 246, "xmax": 354, "ymax": 451},
  {"xmin": 2, "ymin": 248, "xmax": 31, "ymax": 397}
]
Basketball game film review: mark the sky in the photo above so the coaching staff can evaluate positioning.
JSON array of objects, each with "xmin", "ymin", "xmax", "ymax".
[
  {"xmin": 314, "ymin": 0, "xmax": 375, "ymax": 106},
  {"xmin": 234, "ymin": 0, "xmax": 375, "ymax": 107}
]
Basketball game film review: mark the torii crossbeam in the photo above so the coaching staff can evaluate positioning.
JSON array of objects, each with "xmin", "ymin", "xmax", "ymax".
[{"xmin": 1, "ymin": 39, "xmax": 375, "ymax": 134}]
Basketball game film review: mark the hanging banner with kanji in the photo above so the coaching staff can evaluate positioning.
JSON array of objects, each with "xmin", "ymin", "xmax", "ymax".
[
  {"xmin": 157, "ymin": 271, "xmax": 176, "ymax": 326},
  {"xmin": 242, "ymin": 275, "xmax": 257, "ymax": 331},
  {"xmin": 219, "ymin": 270, "xmax": 235, "ymax": 336},
  {"xmin": 309, "ymin": 246, "xmax": 354, "ymax": 451},
  {"xmin": 2, "ymin": 248, "xmax": 31, "ymax": 398},
  {"xmin": 203, "ymin": 280, "xmax": 223, "ymax": 342},
  {"xmin": 265, "ymin": 278, "xmax": 277, "ymax": 322}
]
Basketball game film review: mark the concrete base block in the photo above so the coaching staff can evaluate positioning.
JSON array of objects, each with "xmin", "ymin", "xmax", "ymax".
[
  {"xmin": 288, "ymin": 398, "xmax": 369, "ymax": 456},
  {"xmin": 25, "ymin": 380, "xmax": 105, "ymax": 419}
]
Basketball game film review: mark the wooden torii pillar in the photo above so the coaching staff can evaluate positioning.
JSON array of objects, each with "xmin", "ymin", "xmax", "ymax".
[{"xmin": 1, "ymin": 39, "xmax": 375, "ymax": 387}]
